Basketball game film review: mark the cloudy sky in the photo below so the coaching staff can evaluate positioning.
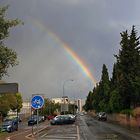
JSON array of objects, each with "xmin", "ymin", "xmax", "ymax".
[{"xmin": 1, "ymin": 0, "xmax": 140, "ymax": 100}]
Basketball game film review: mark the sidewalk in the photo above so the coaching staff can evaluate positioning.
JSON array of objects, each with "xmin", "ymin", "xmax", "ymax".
[{"xmin": 0, "ymin": 119, "xmax": 50, "ymax": 140}]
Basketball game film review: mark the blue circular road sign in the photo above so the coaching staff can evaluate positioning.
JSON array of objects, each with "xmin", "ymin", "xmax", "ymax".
[{"xmin": 31, "ymin": 95, "xmax": 44, "ymax": 109}]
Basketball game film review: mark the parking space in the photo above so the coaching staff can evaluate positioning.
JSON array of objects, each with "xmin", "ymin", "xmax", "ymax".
[{"xmin": 38, "ymin": 124, "xmax": 80, "ymax": 140}]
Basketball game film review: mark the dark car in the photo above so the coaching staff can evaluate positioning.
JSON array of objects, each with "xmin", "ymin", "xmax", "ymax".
[
  {"xmin": 28, "ymin": 115, "xmax": 44, "ymax": 126},
  {"xmin": 28, "ymin": 116, "xmax": 37, "ymax": 126},
  {"xmin": 1, "ymin": 118, "xmax": 18, "ymax": 133},
  {"xmin": 97, "ymin": 112, "xmax": 107, "ymax": 121},
  {"xmin": 4, "ymin": 115, "xmax": 22, "ymax": 123},
  {"xmin": 50, "ymin": 115, "xmax": 74, "ymax": 125}
]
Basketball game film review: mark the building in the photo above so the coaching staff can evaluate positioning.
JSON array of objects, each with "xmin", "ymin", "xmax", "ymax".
[
  {"xmin": 51, "ymin": 98, "xmax": 63, "ymax": 104},
  {"xmin": 20, "ymin": 101, "xmax": 31, "ymax": 115},
  {"xmin": 77, "ymin": 99, "xmax": 85, "ymax": 112}
]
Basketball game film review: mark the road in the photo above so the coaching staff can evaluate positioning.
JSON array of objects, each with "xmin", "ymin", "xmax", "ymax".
[
  {"xmin": 38, "ymin": 114, "xmax": 140, "ymax": 140},
  {"xmin": 1, "ymin": 114, "xmax": 140, "ymax": 140},
  {"xmin": 78, "ymin": 114, "xmax": 140, "ymax": 140}
]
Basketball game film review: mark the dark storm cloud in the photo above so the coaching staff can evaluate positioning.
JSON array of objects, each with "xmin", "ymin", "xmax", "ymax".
[{"xmin": 1, "ymin": 0, "xmax": 140, "ymax": 99}]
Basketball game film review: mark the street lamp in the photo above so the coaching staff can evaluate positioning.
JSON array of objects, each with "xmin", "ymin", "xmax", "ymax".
[{"xmin": 62, "ymin": 79, "xmax": 74, "ymax": 114}]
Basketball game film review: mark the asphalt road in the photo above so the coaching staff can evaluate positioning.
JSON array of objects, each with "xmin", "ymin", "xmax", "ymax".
[
  {"xmin": 1, "ymin": 114, "xmax": 140, "ymax": 140},
  {"xmin": 31, "ymin": 114, "xmax": 140, "ymax": 140},
  {"xmin": 78, "ymin": 114, "xmax": 140, "ymax": 140}
]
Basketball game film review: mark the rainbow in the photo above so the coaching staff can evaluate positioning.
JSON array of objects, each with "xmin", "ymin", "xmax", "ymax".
[{"xmin": 32, "ymin": 20, "xmax": 97, "ymax": 86}]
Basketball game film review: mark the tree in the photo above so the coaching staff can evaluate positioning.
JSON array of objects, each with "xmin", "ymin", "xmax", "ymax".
[
  {"xmin": 84, "ymin": 91, "xmax": 94, "ymax": 111},
  {"xmin": 92, "ymin": 85, "xmax": 101, "ymax": 112},
  {"xmin": 0, "ymin": 6, "xmax": 21, "ymax": 79},
  {"xmin": 38, "ymin": 98, "xmax": 60, "ymax": 116},
  {"xmin": 0, "ymin": 94, "xmax": 10, "ymax": 117},
  {"xmin": 10, "ymin": 93, "xmax": 23, "ymax": 112},
  {"xmin": 85, "ymin": 64, "xmax": 110, "ymax": 112},
  {"xmin": 0, "ymin": 92, "xmax": 23, "ymax": 117},
  {"xmin": 115, "ymin": 26, "xmax": 140, "ymax": 109},
  {"xmin": 0, "ymin": 5, "xmax": 22, "ymax": 118},
  {"xmin": 109, "ymin": 89, "xmax": 121, "ymax": 112},
  {"xmin": 98, "ymin": 64, "xmax": 110, "ymax": 112},
  {"xmin": 85, "ymin": 26, "xmax": 140, "ymax": 114}
]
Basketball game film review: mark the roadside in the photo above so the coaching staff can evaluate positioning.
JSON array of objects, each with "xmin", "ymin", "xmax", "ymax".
[
  {"xmin": 0, "ymin": 119, "xmax": 50, "ymax": 140},
  {"xmin": 88, "ymin": 112, "xmax": 140, "ymax": 137}
]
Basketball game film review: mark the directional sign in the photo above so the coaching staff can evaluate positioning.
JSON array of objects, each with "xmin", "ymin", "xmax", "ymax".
[{"xmin": 31, "ymin": 95, "xmax": 44, "ymax": 109}]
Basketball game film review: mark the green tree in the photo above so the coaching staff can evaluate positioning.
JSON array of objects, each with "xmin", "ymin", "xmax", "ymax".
[
  {"xmin": 98, "ymin": 64, "xmax": 110, "ymax": 112},
  {"xmin": 92, "ymin": 85, "xmax": 101, "ymax": 112},
  {"xmin": 109, "ymin": 63, "xmax": 122, "ymax": 112},
  {"xmin": 84, "ymin": 91, "xmax": 94, "ymax": 111},
  {"xmin": 39, "ymin": 98, "xmax": 60, "ymax": 116},
  {"xmin": 0, "ymin": 5, "xmax": 22, "ymax": 118},
  {"xmin": 109, "ymin": 89, "xmax": 121, "ymax": 112},
  {"xmin": 0, "ymin": 92, "xmax": 23, "ymax": 116},
  {"xmin": 0, "ymin": 6, "xmax": 21, "ymax": 79},
  {"xmin": 115, "ymin": 26, "xmax": 140, "ymax": 109},
  {"xmin": 10, "ymin": 93, "xmax": 23, "ymax": 112},
  {"xmin": 0, "ymin": 94, "xmax": 10, "ymax": 117}
]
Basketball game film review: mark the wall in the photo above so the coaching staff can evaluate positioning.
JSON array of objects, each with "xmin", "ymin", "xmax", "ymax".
[{"xmin": 88, "ymin": 111, "xmax": 140, "ymax": 130}]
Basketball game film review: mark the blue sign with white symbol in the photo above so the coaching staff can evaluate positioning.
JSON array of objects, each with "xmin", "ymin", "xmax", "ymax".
[{"xmin": 31, "ymin": 95, "xmax": 44, "ymax": 109}]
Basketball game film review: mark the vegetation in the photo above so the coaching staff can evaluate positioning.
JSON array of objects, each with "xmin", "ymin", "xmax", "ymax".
[
  {"xmin": 84, "ymin": 26, "xmax": 140, "ymax": 114},
  {"xmin": 0, "ymin": 93, "xmax": 23, "ymax": 117},
  {"xmin": 36, "ymin": 98, "xmax": 61, "ymax": 116},
  {"xmin": 37, "ymin": 98, "xmax": 76, "ymax": 116},
  {"xmin": 0, "ymin": 5, "xmax": 22, "ymax": 79},
  {"xmin": 0, "ymin": 5, "xmax": 23, "ymax": 118}
]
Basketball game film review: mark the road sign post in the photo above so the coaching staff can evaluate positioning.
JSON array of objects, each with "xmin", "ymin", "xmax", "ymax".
[{"xmin": 31, "ymin": 95, "xmax": 44, "ymax": 139}]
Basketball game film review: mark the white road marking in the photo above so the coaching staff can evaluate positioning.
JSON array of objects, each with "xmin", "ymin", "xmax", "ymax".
[
  {"xmin": 40, "ymin": 125, "xmax": 80, "ymax": 139},
  {"xmin": 77, "ymin": 125, "xmax": 80, "ymax": 140},
  {"xmin": 40, "ymin": 132, "xmax": 48, "ymax": 138},
  {"xmin": 44, "ymin": 135, "xmax": 77, "ymax": 139},
  {"xmin": 5, "ymin": 129, "xmax": 31, "ymax": 139}
]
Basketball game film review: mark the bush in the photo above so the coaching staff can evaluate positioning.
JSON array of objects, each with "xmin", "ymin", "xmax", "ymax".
[
  {"xmin": 120, "ymin": 109, "xmax": 133, "ymax": 116},
  {"xmin": 133, "ymin": 107, "xmax": 140, "ymax": 117}
]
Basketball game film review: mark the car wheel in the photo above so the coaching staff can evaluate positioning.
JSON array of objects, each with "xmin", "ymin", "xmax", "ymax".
[{"xmin": 8, "ymin": 128, "xmax": 12, "ymax": 133}]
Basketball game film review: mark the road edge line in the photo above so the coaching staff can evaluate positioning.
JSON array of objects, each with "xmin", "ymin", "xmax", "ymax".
[{"xmin": 77, "ymin": 125, "xmax": 80, "ymax": 140}]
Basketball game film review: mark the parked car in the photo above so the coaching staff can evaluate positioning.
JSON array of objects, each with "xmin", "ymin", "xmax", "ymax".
[
  {"xmin": 47, "ymin": 115, "xmax": 55, "ymax": 120},
  {"xmin": 1, "ymin": 118, "xmax": 18, "ymax": 132},
  {"xmin": 97, "ymin": 112, "xmax": 107, "ymax": 121},
  {"xmin": 28, "ymin": 115, "xmax": 44, "ymax": 126},
  {"xmin": 67, "ymin": 114, "xmax": 76, "ymax": 122},
  {"xmin": 4, "ymin": 115, "xmax": 22, "ymax": 123},
  {"xmin": 50, "ymin": 115, "xmax": 74, "ymax": 125},
  {"xmin": 28, "ymin": 115, "xmax": 37, "ymax": 126},
  {"xmin": 40, "ymin": 115, "xmax": 45, "ymax": 122}
]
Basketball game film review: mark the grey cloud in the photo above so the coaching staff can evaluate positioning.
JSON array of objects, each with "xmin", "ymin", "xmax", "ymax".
[{"xmin": 2, "ymin": 0, "xmax": 140, "ymax": 100}]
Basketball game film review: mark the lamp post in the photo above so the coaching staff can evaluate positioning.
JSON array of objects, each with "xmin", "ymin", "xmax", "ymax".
[{"xmin": 62, "ymin": 79, "xmax": 74, "ymax": 114}]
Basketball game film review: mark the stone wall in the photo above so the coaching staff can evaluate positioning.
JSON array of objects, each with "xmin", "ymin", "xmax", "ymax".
[
  {"xmin": 107, "ymin": 113, "xmax": 139, "ymax": 127},
  {"xmin": 88, "ymin": 111, "xmax": 140, "ymax": 129}
]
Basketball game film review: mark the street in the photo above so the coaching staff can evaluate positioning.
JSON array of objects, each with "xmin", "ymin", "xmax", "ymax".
[
  {"xmin": 1, "ymin": 114, "xmax": 140, "ymax": 140},
  {"xmin": 78, "ymin": 114, "xmax": 140, "ymax": 140}
]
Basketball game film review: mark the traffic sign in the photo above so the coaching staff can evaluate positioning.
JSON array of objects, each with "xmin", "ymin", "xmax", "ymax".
[{"xmin": 31, "ymin": 95, "xmax": 44, "ymax": 109}]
